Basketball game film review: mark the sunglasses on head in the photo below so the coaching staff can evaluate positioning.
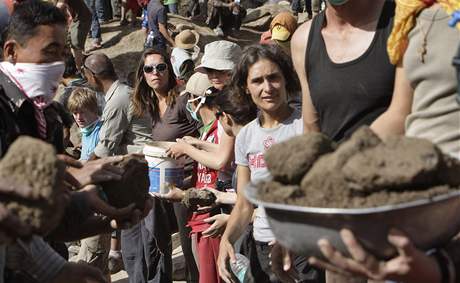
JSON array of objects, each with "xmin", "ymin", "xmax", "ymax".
[{"xmin": 143, "ymin": 63, "xmax": 167, "ymax": 74}]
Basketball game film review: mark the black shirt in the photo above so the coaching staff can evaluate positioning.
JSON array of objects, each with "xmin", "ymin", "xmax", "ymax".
[
  {"xmin": 0, "ymin": 70, "xmax": 66, "ymax": 157},
  {"xmin": 306, "ymin": 1, "xmax": 396, "ymax": 142}
]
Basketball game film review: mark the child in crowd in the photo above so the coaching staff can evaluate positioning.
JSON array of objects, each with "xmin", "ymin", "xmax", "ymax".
[
  {"xmin": 67, "ymin": 87, "xmax": 111, "ymax": 282},
  {"xmin": 67, "ymin": 87, "xmax": 103, "ymax": 161}
]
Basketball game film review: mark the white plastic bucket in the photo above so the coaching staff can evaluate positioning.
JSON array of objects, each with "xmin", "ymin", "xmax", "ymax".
[{"xmin": 143, "ymin": 142, "xmax": 184, "ymax": 194}]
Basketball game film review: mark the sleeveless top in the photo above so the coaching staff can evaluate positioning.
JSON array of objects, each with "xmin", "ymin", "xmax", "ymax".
[{"xmin": 306, "ymin": 1, "xmax": 396, "ymax": 142}]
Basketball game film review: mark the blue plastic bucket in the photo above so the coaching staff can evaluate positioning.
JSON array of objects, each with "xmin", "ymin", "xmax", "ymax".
[{"xmin": 143, "ymin": 142, "xmax": 184, "ymax": 194}]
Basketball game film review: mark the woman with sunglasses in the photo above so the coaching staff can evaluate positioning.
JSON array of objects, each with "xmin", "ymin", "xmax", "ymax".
[
  {"xmin": 217, "ymin": 44, "xmax": 324, "ymax": 283},
  {"xmin": 121, "ymin": 48, "xmax": 201, "ymax": 283}
]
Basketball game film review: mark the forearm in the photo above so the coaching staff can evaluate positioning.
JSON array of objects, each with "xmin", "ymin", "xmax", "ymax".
[
  {"xmin": 219, "ymin": 191, "xmax": 237, "ymax": 205},
  {"xmin": 184, "ymin": 144, "xmax": 229, "ymax": 170},
  {"xmin": 195, "ymin": 140, "xmax": 220, "ymax": 152},
  {"xmin": 159, "ymin": 25, "xmax": 175, "ymax": 46},
  {"xmin": 222, "ymin": 196, "xmax": 253, "ymax": 243},
  {"xmin": 370, "ymin": 111, "xmax": 406, "ymax": 139}
]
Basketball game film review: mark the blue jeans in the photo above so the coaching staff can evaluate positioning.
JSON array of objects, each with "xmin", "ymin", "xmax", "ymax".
[
  {"xmin": 121, "ymin": 198, "xmax": 173, "ymax": 283},
  {"xmin": 85, "ymin": 0, "xmax": 102, "ymax": 40},
  {"xmin": 166, "ymin": 3, "xmax": 178, "ymax": 14}
]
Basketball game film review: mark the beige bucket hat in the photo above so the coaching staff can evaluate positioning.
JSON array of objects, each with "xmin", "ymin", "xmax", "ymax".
[{"xmin": 175, "ymin": 29, "xmax": 200, "ymax": 50}]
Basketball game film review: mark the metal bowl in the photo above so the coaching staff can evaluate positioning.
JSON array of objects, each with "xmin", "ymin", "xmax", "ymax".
[{"xmin": 245, "ymin": 183, "xmax": 460, "ymax": 260}]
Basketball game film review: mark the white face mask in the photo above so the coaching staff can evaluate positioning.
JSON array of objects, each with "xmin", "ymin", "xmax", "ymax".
[{"xmin": 0, "ymin": 61, "xmax": 65, "ymax": 109}]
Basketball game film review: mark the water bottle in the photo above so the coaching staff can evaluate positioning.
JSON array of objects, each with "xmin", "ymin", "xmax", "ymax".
[
  {"xmin": 230, "ymin": 253, "xmax": 250, "ymax": 283},
  {"xmin": 144, "ymin": 31, "xmax": 155, "ymax": 49}
]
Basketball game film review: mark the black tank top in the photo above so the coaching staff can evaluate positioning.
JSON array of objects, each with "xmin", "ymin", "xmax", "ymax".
[{"xmin": 306, "ymin": 1, "xmax": 395, "ymax": 142}]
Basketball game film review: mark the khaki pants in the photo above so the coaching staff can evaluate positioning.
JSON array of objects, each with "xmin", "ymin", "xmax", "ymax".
[{"xmin": 73, "ymin": 234, "xmax": 111, "ymax": 275}]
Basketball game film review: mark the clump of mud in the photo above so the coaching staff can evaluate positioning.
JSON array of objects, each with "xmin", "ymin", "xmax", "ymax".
[
  {"xmin": 101, "ymin": 155, "xmax": 149, "ymax": 210},
  {"xmin": 182, "ymin": 188, "xmax": 216, "ymax": 210},
  {"xmin": 0, "ymin": 137, "xmax": 66, "ymax": 235},
  {"xmin": 265, "ymin": 133, "xmax": 336, "ymax": 184},
  {"xmin": 257, "ymin": 127, "xmax": 460, "ymax": 208}
]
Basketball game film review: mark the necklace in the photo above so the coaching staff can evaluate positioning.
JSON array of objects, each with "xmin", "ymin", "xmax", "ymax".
[{"xmin": 417, "ymin": 7, "xmax": 440, "ymax": 63}]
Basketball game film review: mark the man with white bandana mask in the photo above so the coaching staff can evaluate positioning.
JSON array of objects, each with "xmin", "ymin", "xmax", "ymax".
[{"xmin": 0, "ymin": 1, "xmax": 152, "ymax": 283}]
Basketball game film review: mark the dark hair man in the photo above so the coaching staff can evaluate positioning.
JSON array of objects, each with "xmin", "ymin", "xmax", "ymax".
[{"xmin": 0, "ymin": 1, "xmax": 150, "ymax": 282}]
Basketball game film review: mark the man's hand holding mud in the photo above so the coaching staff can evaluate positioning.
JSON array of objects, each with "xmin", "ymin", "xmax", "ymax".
[
  {"xmin": 0, "ymin": 178, "xmax": 33, "ymax": 243},
  {"xmin": 60, "ymin": 155, "xmax": 124, "ymax": 188}
]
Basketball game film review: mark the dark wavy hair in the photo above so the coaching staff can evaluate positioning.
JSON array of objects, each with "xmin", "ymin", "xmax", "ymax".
[
  {"xmin": 231, "ymin": 44, "xmax": 300, "ymax": 98},
  {"xmin": 214, "ymin": 86, "xmax": 257, "ymax": 126},
  {"xmin": 132, "ymin": 48, "xmax": 177, "ymax": 119}
]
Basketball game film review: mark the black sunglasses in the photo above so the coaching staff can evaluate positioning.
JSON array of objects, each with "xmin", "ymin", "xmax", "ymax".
[{"xmin": 143, "ymin": 63, "xmax": 167, "ymax": 74}]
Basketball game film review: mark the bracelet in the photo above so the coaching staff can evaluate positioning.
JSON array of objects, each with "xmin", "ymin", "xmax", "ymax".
[{"xmin": 430, "ymin": 249, "xmax": 456, "ymax": 283}]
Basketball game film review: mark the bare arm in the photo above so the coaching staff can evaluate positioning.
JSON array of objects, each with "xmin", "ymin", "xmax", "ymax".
[
  {"xmin": 221, "ymin": 165, "xmax": 253, "ymax": 244},
  {"xmin": 159, "ymin": 23, "xmax": 175, "ymax": 47},
  {"xmin": 370, "ymin": 65, "xmax": 414, "ymax": 138},
  {"xmin": 169, "ymin": 132, "xmax": 235, "ymax": 170},
  {"xmin": 218, "ymin": 165, "xmax": 253, "ymax": 282},
  {"xmin": 291, "ymin": 20, "xmax": 320, "ymax": 134}
]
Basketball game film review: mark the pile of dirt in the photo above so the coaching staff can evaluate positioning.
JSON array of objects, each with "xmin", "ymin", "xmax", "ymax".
[
  {"xmin": 182, "ymin": 188, "xmax": 216, "ymax": 209},
  {"xmin": 0, "ymin": 137, "xmax": 66, "ymax": 234},
  {"xmin": 258, "ymin": 127, "xmax": 460, "ymax": 208},
  {"xmin": 101, "ymin": 155, "xmax": 149, "ymax": 210},
  {"xmin": 265, "ymin": 132, "xmax": 336, "ymax": 184}
]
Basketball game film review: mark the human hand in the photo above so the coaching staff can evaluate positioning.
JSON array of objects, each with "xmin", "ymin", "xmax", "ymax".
[
  {"xmin": 152, "ymin": 185, "xmax": 185, "ymax": 202},
  {"xmin": 66, "ymin": 156, "xmax": 124, "ymax": 188},
  {"xmin": 269, "ymin": 242, "xmax": 299, "ymax": 283},
  {"xmin": 202, "ymin": 213, "xmax": 229, "ymax": 238},
  {"xmin": 80, "ymin": 184, "xmax": 137, "ymax": 218},
  {"xmin": 166, "ymin": 141, "xmax": 189, "ymax": 159},
  {"xmin": 309, "ymin": 228, "xmax": 442, "ymax": 283},
  {"xmin": 205, "ymin": 188, "xmax": 237, "ymax": 205},
  {"xmin": 0, "ymin": 203, "xmax": 32, "ymax": 244},
  {"xmin": 180, "ymin": 136, "xmax": 202, "ymax": 147},
  {"xmin": 218, "ymin": 237, "xmax": 237, "ymax": 283},
  {"xmin": 51, "ymin": 262, "xmax": 108, "ymax": 283},
  {"xmin": 109, "ymin": 197, "xmax": 153, "ymax": 230}
]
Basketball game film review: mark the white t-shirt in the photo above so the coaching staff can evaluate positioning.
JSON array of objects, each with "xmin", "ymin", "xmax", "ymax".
[{"xmin": 235, "ymin": 109, "xmax": 303, "ymax": 242}]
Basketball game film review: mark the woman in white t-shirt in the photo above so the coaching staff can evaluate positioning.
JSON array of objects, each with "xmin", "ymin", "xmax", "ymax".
[{"xmin": 218, "ymin": 44, "xmax": 324, "ymax": 283}]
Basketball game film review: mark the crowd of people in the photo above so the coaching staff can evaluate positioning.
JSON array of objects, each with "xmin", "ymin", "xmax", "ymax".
[{"xmin": 0, "ymin": 0, "xmax": 459, "ymax": 283}]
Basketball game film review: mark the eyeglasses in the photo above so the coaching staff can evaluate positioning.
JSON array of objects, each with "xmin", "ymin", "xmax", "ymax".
[{"xmin": 143, "ymin": 63, "xmax": 167, "ymax": 74}]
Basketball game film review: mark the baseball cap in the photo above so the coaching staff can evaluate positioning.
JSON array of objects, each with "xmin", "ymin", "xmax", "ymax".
[
  {"xmin": 183, "ymin": 72, "xmax": 214, "ymax": 97},
  {"xmin": 270, "ymin": 12, "xmax": 297, "ymax": 42}
]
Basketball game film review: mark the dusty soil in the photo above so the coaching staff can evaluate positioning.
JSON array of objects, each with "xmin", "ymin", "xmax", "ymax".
[
  {"xmin": 182, "ymin": 188, "xmax": 216, "ymax": 209},
  {"xmin": 101, "ymin": 155, "xmax": 149, "ymax": 210},
  {"xmin": 0, "ymin": 137, "xmax": 65, "ymax": 233},
  {"xmin": 265, "ymin": 132, "xmax": 335, "ymax": 184},
  {"xmin": 88, "ymin": 16, "xmax": 262, "ymax": 81},
  {"xmin": 258, "ymin": 127, "xmax": 460, "ymax": 208}
]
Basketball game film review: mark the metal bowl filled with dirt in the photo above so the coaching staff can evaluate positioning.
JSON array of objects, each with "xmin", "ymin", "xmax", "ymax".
[
  {"xmin": 245, "ymin": 183, "xmax": 460, "ymax": 260},
  {"xmin": 249, "ymin": 127, "xmax": 460, "ymax": 260}
]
